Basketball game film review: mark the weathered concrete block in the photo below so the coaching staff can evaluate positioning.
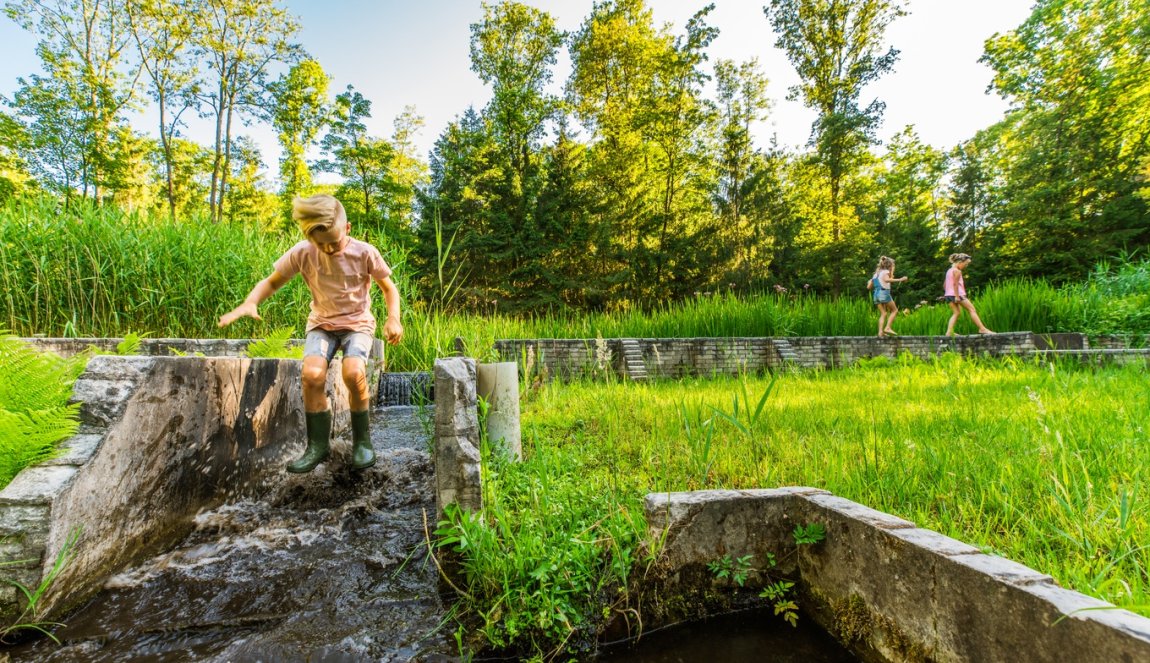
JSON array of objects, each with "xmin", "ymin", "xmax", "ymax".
[
  {"xmin": 0, "ymin": 505, "xmax": 50, "ymax": 536},
  {"xmin": 39, "ymin": 434, "xmax": 103, "ymax": 466},
  {"xmin": 0, "ymin": 467, "xmax": 78, "ymax": 506},
  {"xmin": 433, "ymin": 358, "xmax": 482, "ymax": 517}
]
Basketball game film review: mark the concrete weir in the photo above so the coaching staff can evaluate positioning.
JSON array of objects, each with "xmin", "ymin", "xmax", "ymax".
[
  {"xmin": 644, "ymin": 489, "xmax": 1150, "ymax": 662},
  {"xmin": 0, "ymin": 353, "xmax": 351, "ymax": 621}
]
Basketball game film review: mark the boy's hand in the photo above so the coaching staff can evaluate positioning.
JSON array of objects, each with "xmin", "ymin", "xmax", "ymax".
[
  {"xmin": 382, "ymin": 316, "xmax": 404, "ymax": 345},
  {"xmin": 218, "ymin": 302, "xmax": 261, "ymax": 327}
]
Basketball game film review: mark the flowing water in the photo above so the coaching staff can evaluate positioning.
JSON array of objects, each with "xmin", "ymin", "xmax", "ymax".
[
  {"xmin": 597, "ymin": 606, "xmax": 858, "ymax": 662},
  {"xmin": 6, "ymin": 405, "xmax": 456, "ymax": 662}
]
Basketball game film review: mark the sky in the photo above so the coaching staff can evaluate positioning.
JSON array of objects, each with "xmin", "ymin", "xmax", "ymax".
[{"xmin": 0, "ymin": 0, "xmax": 1037, "ymax": 182}]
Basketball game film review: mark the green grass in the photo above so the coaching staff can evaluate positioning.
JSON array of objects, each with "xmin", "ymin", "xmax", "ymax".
[
  {"xmin": 3, "ymin": 198, "xmax": 1147, "ymax": 373},
  {"xmin": 440, "ymin": 356, "xmax": 1150, "ymax": 657}
]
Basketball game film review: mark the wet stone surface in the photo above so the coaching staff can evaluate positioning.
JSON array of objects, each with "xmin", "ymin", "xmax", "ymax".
[{"xmin": 6, "ymin": 406, "xmax": 455, "ymax": 662}]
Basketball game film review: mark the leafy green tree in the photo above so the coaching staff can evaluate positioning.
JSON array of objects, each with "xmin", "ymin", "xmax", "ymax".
[
  {"xmin": 416, "ymin": 108, "xmax": 503, "ymax": 308},
  {"xmin": 192, "ymin": 0, "xmax": 301, "ymax": 222},
  {"xmin": 127, "ymin": 0, "xmax": 201, "ymax": 219},
  {"xmin": 713, "ymin": 57, "xmax": 771, "ymax": 285},
  {"xmin": 944, "ymin": 126, "xmax": 1006, "ymax": 258},
  {"xmin": 269, "ymin": 58, "xmax": 331, "ymax": 219},
  {"xmin": 105, "ymin": 126, "xmax": 158, "ymax": 213},
  {"xmin": 223, "ymin": 135, "xmax": 277, "ymax": 227},
  {"xmin": 6, "ymin": 73, "xmax": 89, "ymax": 205},
  {"xmin": 0, "ymin": 110, "xmax": 37, "ymax": 201},
  {"xmin": 388, "ymin": 105, "xmax": 429, "ymax": 230},
  {"xmin": 5, "ymin": 0, "xmax": 140, "ymax": 202},
  {"xmin": 569, "ymin": 0, "xmax": 724, "ymax": 303},
  {"xmin": 316, "ymin": 85, "xmax": 402, "ymax": 237},
  {"xmin": 981, "ymin": 0, "xmax": 1150, "ymax": 280},
  {"xmin": 868, "ymin": 126, "xmax": 947, "ymax": 302},
  {"xmin": 467, "ymin": 1, "xmax": 563, "ymax": 308},
  {"xmin": 153, "ymin": 137, "xmax": 212, "ymax": 219},
  {"xmin": 763, "ymin": 0, "xmax": 905, "ymax": 294},
  {"xmin": 470, "ymin": 1, "xmax": 562, "ymax": 186}
]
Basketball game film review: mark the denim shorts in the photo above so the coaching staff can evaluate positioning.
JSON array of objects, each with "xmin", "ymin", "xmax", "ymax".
[
  {"xmin": 943, "ymin": 295, "xmax": 967, "ymax": 303},
  {"xmin": 304, "ymin": 329, "xmax": 374, "ymax": 364}
]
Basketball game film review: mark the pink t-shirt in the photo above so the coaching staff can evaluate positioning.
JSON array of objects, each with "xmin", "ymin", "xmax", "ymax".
[
  {"xmin": 944, "ymin": 266, "xmax": 966, "ymax": 298},
  {"xmin": 273, "ymin": 238, "xmax": 392, "ymax": 333}
]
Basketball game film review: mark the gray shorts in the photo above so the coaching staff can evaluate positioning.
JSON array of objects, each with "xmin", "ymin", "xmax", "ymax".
[{"xmin": 304, "ymin": 330, "xmax": 374, "ymax": 364}]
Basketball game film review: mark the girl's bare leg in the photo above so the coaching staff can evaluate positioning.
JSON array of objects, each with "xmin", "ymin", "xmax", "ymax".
[
  {"xmin": 961, "ymin": 299, "xmax": 994, "ymax": 333},
  {"xmin": 877, "ymin": 306, "xmax": 887, "ymax": 336},
  {"xmin": 946, "ymin": 302, "xmax": 961, "ymax": 336},
  {"xmin": 884, "ymin": 303, "xmax": 898, "ymax": 333}
]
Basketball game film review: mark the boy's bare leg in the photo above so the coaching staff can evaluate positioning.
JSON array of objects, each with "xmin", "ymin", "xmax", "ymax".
[
  {"xmin": 341, "ymin": 357, "xmax": 371, "ymax": 411},
  {"xmin": 342, "ymin": 357, "xmax": 376, "ymax": 470},
  {"xmin": 302, "ymin": 356, "xmax": 331, "ymax": 412},
  {"xmin": 288, "ymin": 356, "xmax": 333, "ymax": 473}
]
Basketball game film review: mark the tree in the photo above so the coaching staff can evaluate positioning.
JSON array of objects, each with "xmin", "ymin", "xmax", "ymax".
[
  {"xmin": 7, "ymin": 73, "xmax": 89, "ymax": 204},
  {"xmin": 127, "ymin": 0, "xmax": 200, "ymax": 219},
  {"xmin": 193, "ymin": 0, "xmax": 301, "ymax": 222},
  {"xmin": 317, "ymin": 85, "xmax": 397, "ymax": 236},
  {"xmin": 470, "ymin": 1, "xmax": 562, "ymax": 186},
  {"xmin": 5, "ymin": 0, "xmax": 140, "ymax": 202},
  {"xmin": 387, "ymin": 105, "xmax": 429, "ymax": 231},
  {"xmin": 763, "ymin": 0, "xmax": 905, "ymax": 294},
  {"xmin": 870, "ymin": 126, "xmax": 947, "ymax": 302},
  {"xmin": 468, "ymin": 1, "xmax": 563, "ymax": 307},
  {"xmin": 980, "ymin": 0, "xmax": 1150, "ymax": 280},
  {"xmin": 0, "ymin": 111, "xmax": 35, "ymax": 201},
  {"xmin": 269, "ymin": 58, "xmax": 330, "ymax": 218},
  {"xmin": 223, "ymin": 134, "xmax": 277, "ymax": 227}
]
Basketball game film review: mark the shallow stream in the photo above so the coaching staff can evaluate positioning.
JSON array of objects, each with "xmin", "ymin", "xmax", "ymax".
[{"xmin": 6, "ymin": 405, "xmax": 456, "ymax": 662}]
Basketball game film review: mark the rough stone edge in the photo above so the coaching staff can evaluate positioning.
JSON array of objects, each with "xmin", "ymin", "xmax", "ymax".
[
  {"xmin": 433, "ymin": 357, "xmax": 482, "ymax": 519},
  {"xmin": 641, "ymin": 488, "xmax": 1150, "ymax": 663},
  {"xmin": 0, "ymin": 354, "xmax": 353, "ymax": 622}
]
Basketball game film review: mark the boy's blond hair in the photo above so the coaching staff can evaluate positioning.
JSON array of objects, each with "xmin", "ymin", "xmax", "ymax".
[{"xmin": 292, "ymin": 194, "xmax": 347, "ymax": 236}]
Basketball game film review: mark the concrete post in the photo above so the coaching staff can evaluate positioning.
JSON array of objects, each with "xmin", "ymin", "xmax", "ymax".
[
  {"xmin": 476, "ymin": 361, "xmax": 521, "ymax": 461},
  {"xmin": 433, "ymin": 357, "xmax": 483, "ymax": 517}
]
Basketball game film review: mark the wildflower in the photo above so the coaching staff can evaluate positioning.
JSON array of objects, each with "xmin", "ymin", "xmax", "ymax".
[{"xmin": 774, "ymin": 284, "xmax": 788, "ymax": 294}]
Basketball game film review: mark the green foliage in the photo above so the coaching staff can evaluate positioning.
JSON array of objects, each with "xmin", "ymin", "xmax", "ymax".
[
  {"xmin": 0, "ymin": 333, "xmax": 85, "ymax": 489},
  {"xmin": 434, "ymin": 433, "xmax": 646, "ymax": 658},
  {"xmin": 524, "ymin": 358, "xmax": 1150, "ymax": 617},
  {"xmin": 978, "ymin": 0, "xmax": 1150, "ymax": 281},
  {"xmin": 707, "ymin": 554, "xmax": 753, "ymax": 587},
  {"xmin": 1, "ymin": 527, "xmax": 80, "ymax": 643},
  {"xmin": 793, "ymin": 522, "xmax": 826, "ymax": 545},
  {"xmin": 245, "ymin": 327, "xmax": 303, "ymax": 359}
]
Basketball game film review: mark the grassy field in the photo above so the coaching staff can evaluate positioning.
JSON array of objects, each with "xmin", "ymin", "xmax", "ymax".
[
  {"xmin": 438, "ymin": 355, "xmax": 1150, "ymax": 656},
  {"xmin": 2, "ymin": 199, "xmax": 1147, "ymax": 374}
]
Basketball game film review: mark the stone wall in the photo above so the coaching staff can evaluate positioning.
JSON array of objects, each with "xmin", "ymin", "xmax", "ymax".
[
  {"xmin": 0, "ymin": 355, "xmax": 350, "ymax": 622},
  {"xmin": 496, "ymin": 332, "xmax": 1062, "ymax": 380},
  {"xmin": 643, "ymin": 489, "xmax": 1150, "ymax": 663}
]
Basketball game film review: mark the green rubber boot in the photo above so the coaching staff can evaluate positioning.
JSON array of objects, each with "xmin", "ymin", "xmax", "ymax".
[
  {"xmin": 350, "ymin": 409, "xmax": 376, "ymax": 470},
  {"xmin": 286, "ymin": 410, "xmax": 331, "ymax": 473}
]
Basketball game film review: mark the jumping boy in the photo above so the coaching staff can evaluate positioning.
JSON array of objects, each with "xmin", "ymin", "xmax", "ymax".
[{"xmin": 219, "ymin": 194, "xmax": 403, "ymax": 473}]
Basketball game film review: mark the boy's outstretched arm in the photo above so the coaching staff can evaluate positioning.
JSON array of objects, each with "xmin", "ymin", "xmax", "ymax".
[
  {"xmin": 376, "ymin": 275, "xmax": 404, "ymax": 345},
  {"xmin": 218, "ymin": 271, "xmax": 290, "ymax": 327}
]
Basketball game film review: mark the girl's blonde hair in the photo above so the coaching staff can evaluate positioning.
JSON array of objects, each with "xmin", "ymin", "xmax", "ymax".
[
  {"xmin": 949, "ymin": 252, "xmax": 971, "ymax": 264},
  {"xmin": 875, "ymin": 255, "xmax": 894, "ymax": 272},
  {"xmin": 292, "ymin": 194, "xmax": 347, "ymax": 236}
]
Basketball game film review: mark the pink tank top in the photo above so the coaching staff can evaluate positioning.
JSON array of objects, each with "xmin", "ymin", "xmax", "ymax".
[{"xmin": 944, "ymin": 267, "xmax": 966, "ymax": 297}]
